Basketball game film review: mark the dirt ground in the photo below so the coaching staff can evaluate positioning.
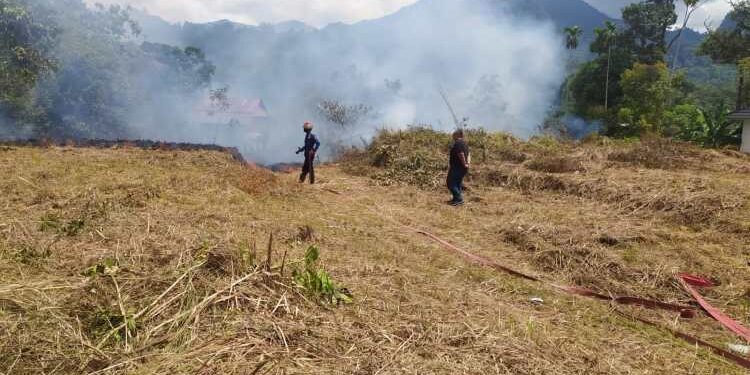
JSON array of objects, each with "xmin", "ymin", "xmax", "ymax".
[{"xmin": 1, "ymin": 143, "xmax": 749, "ymax": 374}]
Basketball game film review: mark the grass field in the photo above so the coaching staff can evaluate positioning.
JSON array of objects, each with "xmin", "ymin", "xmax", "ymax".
[{"xmin": 1, "ymin": 134, "xmax": 749, "ymax": 374}]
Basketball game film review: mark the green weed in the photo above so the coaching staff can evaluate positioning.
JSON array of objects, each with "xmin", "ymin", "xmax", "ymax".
[
  {"xmin": 236, "ymin": 240, "xmax": 257, "ymax": 270},
  {"xmin": 90, "ymin": 307, "xmax": 136, "ymax": 343},
  {"xmin": 292, "ymin": 246, "xmax": 352, "ymax": 305},
  {"xmin": 82, "ymin": 258, "xmax": 119, "ymax": 277},
  {"xmin": 39, "ymin": 213, "xmax": 85, "ymax": 236},
  {"xmin": 14, "ymin": 245, "xmax": 51, "ymax": 264}
]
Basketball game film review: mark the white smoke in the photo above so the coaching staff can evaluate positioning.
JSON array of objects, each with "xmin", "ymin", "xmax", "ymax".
[{"xmin": 128, "ymin": 0, "xmax": 566, "ymax": 163}]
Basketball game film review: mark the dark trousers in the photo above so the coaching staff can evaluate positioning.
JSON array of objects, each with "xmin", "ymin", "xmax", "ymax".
[
  {"xmin": 447, "ymin": 168, "xmax": 467, "ymax": 203},
  {"xmin": 300, "ymin": 153, "xmax": 315, "ymax": 184}
]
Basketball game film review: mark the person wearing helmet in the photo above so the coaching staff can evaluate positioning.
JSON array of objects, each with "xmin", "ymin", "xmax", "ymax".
[{"xmin": 296, "ymin": 122, "xmax": 321, "ymax": 184}]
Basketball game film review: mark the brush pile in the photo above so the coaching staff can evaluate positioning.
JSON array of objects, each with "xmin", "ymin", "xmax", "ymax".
[
  {"xmin": 344, "ymin": 128, "xmax": 748, "ymax": 227},
  {"xmin": 342, "ymin": 126, "xmax": 527, "ymax": 188}
]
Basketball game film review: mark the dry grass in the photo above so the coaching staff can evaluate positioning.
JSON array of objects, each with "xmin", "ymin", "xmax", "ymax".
[
  {"xmin": 0, "ymin": 141, "xmax": 749, "ymax": 374},
  {"xmin": 606, "ymin": 137, "xmax": 712, "ymax": 170},
  {"xmin": 525, "ymin": 155, "xmax": 585, "ymax": 174}
]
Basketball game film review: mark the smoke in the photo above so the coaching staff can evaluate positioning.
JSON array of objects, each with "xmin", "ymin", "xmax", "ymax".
[
  {"xmin": 0, "ymin": 111, "xmax": 31, "ymax": 140},
  {"xmin": 559, "ymin": 115, "xmax": 601, "ymax": 139},
  {"xmin": 5, "ymin": 0, "xmax": 566, "ymax": 164},
  {"xmin": 125, "ymin": 0, "xmax": 566, "ymax": 163}
]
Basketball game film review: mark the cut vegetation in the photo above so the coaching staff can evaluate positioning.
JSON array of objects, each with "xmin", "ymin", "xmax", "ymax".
[{"xmin": 1, "ymin": 132, "xmax": 750, "ymax": 374}]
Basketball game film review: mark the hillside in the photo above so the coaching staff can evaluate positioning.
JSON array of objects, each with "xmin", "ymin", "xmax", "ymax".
[
  {"xmin": 133, "ymin": 0, "xmax": 611, "ymax": 48},
  {"xmin": 1, "ymin": 132, "xmax": 749, "ymax": 374}
]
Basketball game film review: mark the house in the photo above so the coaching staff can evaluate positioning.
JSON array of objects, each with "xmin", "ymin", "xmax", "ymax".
[
  {"xmin": 727, "ymin": 109, "xmax": 750, "ymax": 154},
  {"xmin": 194, "ymin": 98, "xmax": 271, "ymax": 154}
]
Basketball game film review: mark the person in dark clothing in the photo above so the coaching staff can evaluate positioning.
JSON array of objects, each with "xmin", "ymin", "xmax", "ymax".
[
  {"xmin": 296, "ymin": 122, "xmax": 321, "ymax": 184},
  {"xmin": 447, "ymin": 129, "xmax": 470, "ymax": 206}
]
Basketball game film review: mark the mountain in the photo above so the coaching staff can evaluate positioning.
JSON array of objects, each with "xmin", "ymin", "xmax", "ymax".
[
  {"xmin": 583, "ymin": 0, "xmax": 632, "ymax": 18},
  {"xmin": 129, "ymin": 0, "xmax": 597, "ymax": 146},
  {"xmin": 503, "ymin": 0, "xmax": 611, "ymax": 32},
  {"xmin": 133, "ymin": 0, "xmax": 612, "ymax": 45},
  {"xmin": 129, "ymin": 0, "xmax": 613, "ymax": 87}
]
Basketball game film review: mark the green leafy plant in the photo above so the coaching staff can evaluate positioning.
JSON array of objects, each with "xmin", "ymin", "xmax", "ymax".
[
  {"xmin": 13, "ymin": 244, "xmax": 51, "ymax": 264},
  {"xmin": 292, "ymin": 246, "xmax": 352, "ymax": 305},
  {"xmin": 90, "ymin": 307, "xmax": 136, "ymax": 343},
  {"xmin": 82, "ymin": 258, "xmax": 119, "ymax": 277},
  {"xmin": 39, "ymin": 213, "xmax": 85, "ymax": 236}
]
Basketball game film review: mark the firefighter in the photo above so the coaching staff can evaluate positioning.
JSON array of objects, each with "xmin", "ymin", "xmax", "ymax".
[
  {"xmin": 296, "ymin": 121, "xmax": 320, "ymax": 184},
  {"xmin": 447, "ymin": 129, "xmax": 470, "ymax": 206}
]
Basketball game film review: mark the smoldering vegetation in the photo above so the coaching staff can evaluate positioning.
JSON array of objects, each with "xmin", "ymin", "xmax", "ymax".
[
  {"xmin": 138, "ymin": 0, "xmax": 567, "ymax": 163},
  {"xmin": 1, "ymin": 0, "xmax": 567, "ymax": 164}
]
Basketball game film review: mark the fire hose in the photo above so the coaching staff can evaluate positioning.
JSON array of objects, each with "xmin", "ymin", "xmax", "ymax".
[
  {"xmin": 320, "ymin": 188, "xmax": 750, "ymax": 369},
  {"xmin": 412, "ymin": 228, "xmax": 750, "ymax": 369}
]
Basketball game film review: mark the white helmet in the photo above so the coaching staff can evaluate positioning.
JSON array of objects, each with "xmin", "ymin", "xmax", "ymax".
[{"xmin": 303, "ymin": 121, "xmax": 313, "ymax": 131}]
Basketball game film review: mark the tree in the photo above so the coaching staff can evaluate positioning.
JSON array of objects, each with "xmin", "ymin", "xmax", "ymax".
[
  {"xmin": 697, "ymin": 0, "xmax": 750, "ymax": 64},
  {"xmin": 141, "ymin": 43, "xmax": 216, "ymax": 93},
  {"xmin": 564, "ymin": 26, "xmax": 583, "ymax": 50},
  {"xmin": 617, "ymin": 62, "xmax": 673, "ymax": 135},
  {"xmin": 569, "ymin": 21, "xmax": 631, "ymax": 118},
  {"xmin": 665, "ymin": 103, "xmax": 706, "ymax": 139},
  {"xmin": 593, "ymin": 21, "xmax": 618, "ymax": 110},
  {"xmin": 0, "ymin": 0, "xmax": 56, "ymax": 128},
  {"xmin": 699, "ymin": 1, "xmax": 750, "ymax": 109},
  {"xmin": 667, "ymin": 0, "xmax": 705, "ymax": 70},
  {"xmin": 621, "ymin": 0, "xmax": 678, "ymax": 64},
  {"xmin": 317, "ymin": 100, "xmax": 373, "ymax": 127},
  {"xmin": 700, "ymin": 102, "xmax": 741, "ymax": 147}
]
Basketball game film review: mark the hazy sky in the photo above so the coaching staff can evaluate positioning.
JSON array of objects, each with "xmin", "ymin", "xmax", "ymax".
[
  {"xmin": 84, "ymin": 0, "xmax": 420, "ymax": 26},
  {"xmin": 84, "ymin": 0, "xmax": 732, "ymax": 30}
]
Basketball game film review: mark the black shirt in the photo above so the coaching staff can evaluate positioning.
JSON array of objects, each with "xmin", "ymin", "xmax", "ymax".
[{"xmin": 449, "ymin": 139, "xmax": 469, "ymax": 171}]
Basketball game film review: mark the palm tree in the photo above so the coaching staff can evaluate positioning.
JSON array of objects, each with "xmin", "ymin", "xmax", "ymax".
[
  {"xmin": 564, "ymin": 26, "xmax": 583, "ymax": 50},
  {"xmin": 595, "ymin": 21, "xmax": 617, "ymax": 111}
]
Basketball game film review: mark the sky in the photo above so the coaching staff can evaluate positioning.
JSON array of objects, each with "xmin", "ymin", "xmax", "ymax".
[
  {"xmin": 84, "ymin": 0, "xmax": 732, "ymax": 30},
  {"xmin": 84, "ymin": 0, "xmax": 421, "ymax": 26}
]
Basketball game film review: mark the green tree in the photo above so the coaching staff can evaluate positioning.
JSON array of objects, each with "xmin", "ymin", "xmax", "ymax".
[
  {"xmin": 617, "ymin": 62, "xmax": 673, "ymax": 135},
  {"xmin": 698, "ymin": 0, "xmax": 750, "ymax": 64},
  {"xmin": 668, "ymin": 102, "xmax": 742, "ymax": 147},
  {"xmin": 699, "ymin": 102, "xmax": 741, "ymax": 147},
  {"xmin": 592, "ymin": 21, "xmax": 618, "ymax": 111},
  {"xmin": 29, "ymin": 0, "xmax": 215, "ymax": 139},
  {"xmin": 665, "ymin": 103, "xmax": 706, "ymax": 139},
  {"xmin": 621, "ymin": 0, "xmax": 678, "ymax": 64},
  {"xmin": 667, "ymin": 0, "xmax": 705, "ymax": 70},
  {"xmin": 0, "ymin": 0, "xmax": 56, "ymax": 130},
  {"xmin": 569, "ymin": 22, "xmax": 633, "ymax": 119}
]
